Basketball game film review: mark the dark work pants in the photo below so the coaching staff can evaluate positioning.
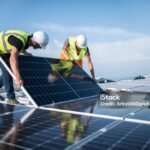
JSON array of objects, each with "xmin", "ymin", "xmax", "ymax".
[{"xmin": 0, "ymin": 62, "xmax": 15, "ymax": 99}]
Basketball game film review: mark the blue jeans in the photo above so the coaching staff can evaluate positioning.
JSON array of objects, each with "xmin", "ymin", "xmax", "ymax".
[{"xmin": 0, "ymin": 62, "xmax": 15, "ymax": 99}]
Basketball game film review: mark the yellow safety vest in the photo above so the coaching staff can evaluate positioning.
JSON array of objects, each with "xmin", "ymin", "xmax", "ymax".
[
  {"xmin": 67, "ymin": 37, "xmax": 88, "ymax": 60},
  {"xmin": 0, "ymin": 30, "xmax": 29, "ymax": 54},
  {"xmin": 51, "ymin": 60, "xmax": 74, "ymax": 77}
]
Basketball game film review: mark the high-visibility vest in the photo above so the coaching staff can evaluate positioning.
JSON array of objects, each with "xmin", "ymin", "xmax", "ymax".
[
  {"xmin": 67, "ymin": 37, "xmax": 88, "ymax": 60},
  {"xmin": 0, "ymin": 30, "xmax": 29, "ymax": 54},
  {"xmin": 51, "ymin": 60, "xmax": 74, "ymax": 77}
]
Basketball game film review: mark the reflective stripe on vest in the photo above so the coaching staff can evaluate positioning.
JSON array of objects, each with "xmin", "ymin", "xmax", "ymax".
[
  {"xmin": 2, "ymin": 31, "xmax": 8, "ymax": 53},
  {"xmin": 0, "ymin": 30, "xmax": 29, "ymax": 54},
  {"xmin": 67, "ymin": 37, "xmax": 87, "ymax": 60}
]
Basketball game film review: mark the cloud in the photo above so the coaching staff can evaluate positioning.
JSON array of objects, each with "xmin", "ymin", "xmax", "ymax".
[
  {"xmin": 52, "ymin": 39, "xmax": 63, "ymax": 48},
  {"xmin": 28, "ymin": 39, "xmax": 62, "ymax": 58},
  {"xmin": 90, "ymin": 37, "xmax": 150, "ymax": 64},
  {"xmin": 32, "ymin": 22, "xmax": 145, "ymax": 38}
]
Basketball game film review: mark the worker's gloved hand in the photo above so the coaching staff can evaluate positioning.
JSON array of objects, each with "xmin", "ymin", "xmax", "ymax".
[
  {"xmin": 16, "ymin": 78, "xmax": 23, "ymax": 87},
  {"xmin": 93, "ymin": 78, "xmax": 97, "ymax": 83},
  {"xmin": 48, "ymin": 74, "xmax": 58, "ymax": 83},
  {"xmin": 22, "ymin": 51, "xmax": 33, "ymax": 56},
  {"xmin": 24, "ymin": 52, "xmax": 32, "ymax": 56},
  {"xmin": 83, "ymin": 76, "xmax": 95, "ymax": 83}
]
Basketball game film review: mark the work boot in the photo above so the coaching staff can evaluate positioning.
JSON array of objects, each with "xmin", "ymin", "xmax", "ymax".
[
  {"xmin": 7, "ymin": 99, "xmax": 19, "ymax": 104},
  {"xmin": 0, "ymin": 95, "xmax": 4, "ymax": 101}
]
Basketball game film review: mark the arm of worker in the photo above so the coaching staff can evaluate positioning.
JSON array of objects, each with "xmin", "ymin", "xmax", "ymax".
[
  {"xmin": 85, "ymin": 55, "xmax": 95, "ymax": 80},
  {"xmin": 8, "ymin": 35, "xmax": 24, "ymax": 87},
  {"xmin": 10, "ymin": 47, "xmax": 23, "ymax": 87},
  {"xmin": 61, "ymin": 39, "xmax": 70, "ymax": 60}
]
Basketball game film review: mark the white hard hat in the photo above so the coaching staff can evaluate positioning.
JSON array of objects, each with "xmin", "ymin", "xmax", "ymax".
[
  {"xmin": 33, "ymin": 31, "xmax": 49, "ymax": 49},
  {"xmin": 76, "ymin": 34, "xmax": 87, "ymax": 48}
]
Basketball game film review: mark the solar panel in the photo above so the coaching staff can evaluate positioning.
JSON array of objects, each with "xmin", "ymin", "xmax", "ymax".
[
  {"xmin": 0, "ymin": 55, "xmax": 102, "ymax": 107},
  {"xmin": 1, "ymin": 54, "xmax": 150, "ymax": 149},
  {"xmin": 47, "ymin": 96, "xmax": 142, "ymax": 117},
  {"xmin": 0, "ymin": 103, "xmax": 150, "ymax": 149},
  {"xmin": 128, "ymin": 109, "xmax": 150, "ymax": 121},
  {"xmin": 0, "ymin": 103, "xmax": 31, "ymax": 116},
  {"xmin": 101, "ymin": 78, "xmax": 150, "ymax": 93},
  {"xmin": 78, "ymin": 122, "xmax": 150, "ymax": 150},
  {"xmin": 0, "ymin": 104, "xmax": 114, "ymax": 150}
]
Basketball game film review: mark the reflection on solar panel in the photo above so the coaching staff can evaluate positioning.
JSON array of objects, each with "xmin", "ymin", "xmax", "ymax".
[
  {"xmin": 0, "ymin": 55, "xmax": 102, "ymax": 107},
  {"xmin": 0, "ymin": 104, "xmax": 150, "ymax": 150},
  {"xmin": 79, "ymin": 122, "xmax": 150, "ymax": 150},
  {"xmin": 0, "ymin": 103, "xmax": 31, "ymax": 116},
  {"xmin": 1, "ymin": 55, "xmax": 150, "ymax": 149}
]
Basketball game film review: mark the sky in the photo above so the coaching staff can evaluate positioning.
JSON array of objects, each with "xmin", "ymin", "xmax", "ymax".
[{"xmin": 1, "ymin": 0, "xmax": 150, "ymax": 79}]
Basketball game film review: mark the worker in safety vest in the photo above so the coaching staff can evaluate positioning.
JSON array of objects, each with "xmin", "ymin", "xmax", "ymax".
[
  {"xmin": 59, "ymin": 34, "xmax": 95, "ymax": 80},
  {"xmin": 48, "ymin": 60, "xmax": 95, "ymax": 84},
  {"xmin": 0, "ymin": 30, "xmax": 49, "ymax": 104}
]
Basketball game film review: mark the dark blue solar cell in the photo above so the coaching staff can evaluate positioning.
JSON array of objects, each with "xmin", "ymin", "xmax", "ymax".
[
  {"xmin": 1, "ymin": 55, "xmax": 102, "ymax": 106},
  {"xmin": 81, "ymin": 122, "xmax": 150, "ymax": 150},
  {"xmin": 0, "ymin": 105, "xmax": 114, "ymax": 150}
]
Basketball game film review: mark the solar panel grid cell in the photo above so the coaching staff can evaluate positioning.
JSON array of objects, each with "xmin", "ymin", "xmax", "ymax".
[
  {"xmin": 0, "ymin": 104, "xmax": 115, "ymax": 150},
  {"xmin": 80, "ymin": 122, "xmax": 150, "ymax": 150}
]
